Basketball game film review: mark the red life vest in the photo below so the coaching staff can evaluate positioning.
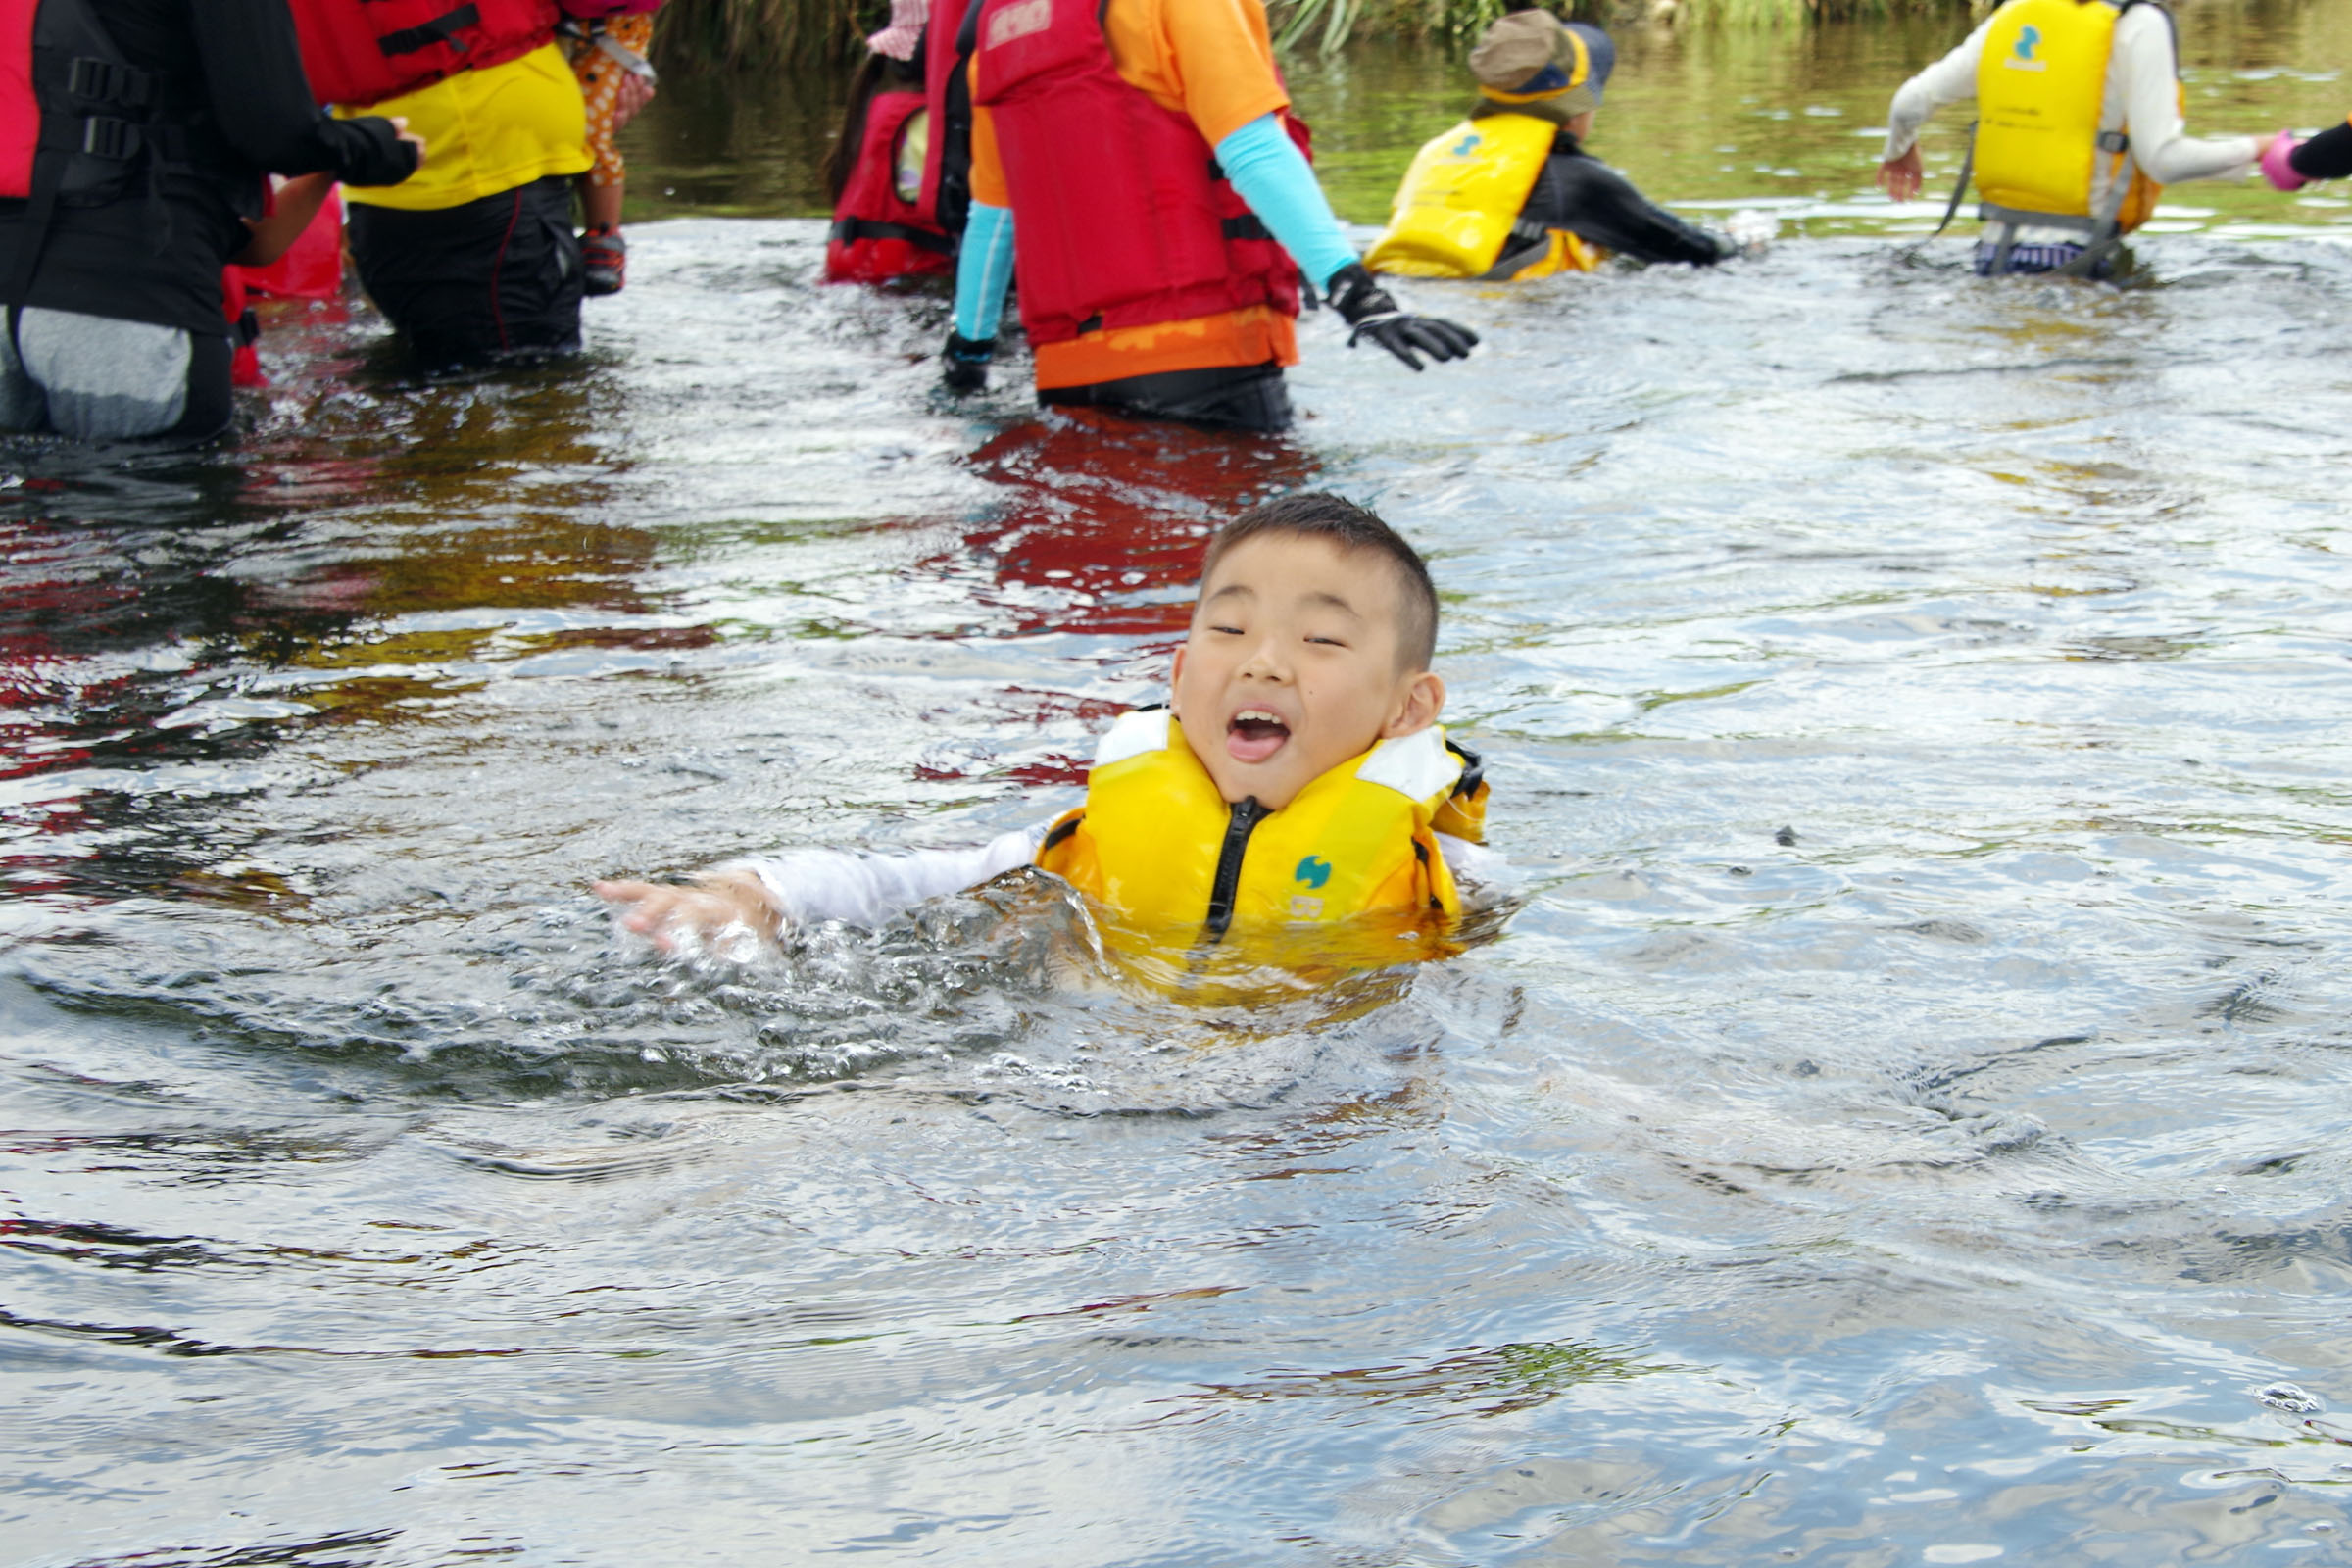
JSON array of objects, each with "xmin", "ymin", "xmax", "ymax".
[
  {"xmin": 0, "ymin": 0, "xmax": 246, "ymax": 310},
  {"xmin": 221, "ymin": 266, "xmax": 265, "ymax": 386},
  {"xmin": 0, "ymin": 0, "xmax": 181, "ymax": 204},
  {"xmin": 286, "ymin": 0, "xmax": 561, "ymax": 110},
  {"xmin": 917, "ymin": 0, "xmax": 975, "ymax": 230},
  {"xmin": 824, "ymin": 88, "xmax": 953, "ymax": 283},
  {"xmin": 970, "ymin": 0, "xmax": 1303, "ymax": 347},
  {"xmin": 824, "ymin": 0, "xmax": 977, "ymax": 285},
  {"xmin": 240, "ymin": 186, "xmax": 346, "ymax": 300},
  {"xmin": 0, "ymin": 0, "xmax": 36, "ymax": 200}
]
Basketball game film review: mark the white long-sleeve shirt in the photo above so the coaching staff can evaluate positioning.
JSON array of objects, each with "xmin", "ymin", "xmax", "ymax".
[
  {"xmin": 726, "ymin": 824, "xmax": 1509, "ymax": 932},
  {"xmin": 1883, "ymin": 4, "xmax": 2259, "ymax": 243}
]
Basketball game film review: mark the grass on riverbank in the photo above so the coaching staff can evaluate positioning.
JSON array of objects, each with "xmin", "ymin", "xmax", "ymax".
[
  {"xmin": 656, "ymin": 0, "xmax": 867, "ymax": 68},
  {"xmin": 1273, "ymin": 0, "xmax": 1973, "ymax": 51},
  {"xmin": 656, "ymin": 0, "xmax": 1973, "ymax": 67}
]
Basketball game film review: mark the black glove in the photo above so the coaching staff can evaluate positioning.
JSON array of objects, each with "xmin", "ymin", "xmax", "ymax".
[
  {"xmin": 942, "ymin": 331, "xmax": 995, "ymax": 394},
  {"xmin": 1324, "ymin": 262, "xmax": 1478, "ymax": 372}
]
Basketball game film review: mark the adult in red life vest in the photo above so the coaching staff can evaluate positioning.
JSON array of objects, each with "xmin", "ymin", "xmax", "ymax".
[
  {"xmin": 823, "ymin": 0, "xmax": 975, "ymax": 284},
  {"xmin": 940, "ymin": 0, "xmax": 1478, "ymax": 433},
  {"xmin": 0, "ymin": 0, "xmax": 419, "ymax": 442},
  {"xmin": 292, "ymin": 0, "xmax": 594, "ymax": 368}
]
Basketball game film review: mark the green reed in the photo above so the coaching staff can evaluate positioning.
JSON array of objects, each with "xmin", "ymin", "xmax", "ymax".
[
  {"xmin": 655, "ymin": 0, "xmax": 871, "ymax": 66},
  {"xmin": 655, "ymin": 0, "xmax": 1973, "ymax": 68},
  {"xmin": 1268, "ymin": 0, "xmax": 1971, "ymax": 53}
]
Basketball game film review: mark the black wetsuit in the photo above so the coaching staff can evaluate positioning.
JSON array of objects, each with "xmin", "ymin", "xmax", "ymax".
[
  {"xmin": 0, "ymin": 0, "xmax": 414, "ymax": 339},
  {"xmin": 2290, "ymin": 120, "xmax": 2352, "ymax": 182},
  {"xmin": 1487, "ymin": 131, "xmax": 1731, "ymax": 277},
  {"xmin": 0, "ymin": 0, "xmax": 413, "ymax": 436},
  {"xmin": 347, "ymin": 174, "xmax": 586, "ymax": 370}
]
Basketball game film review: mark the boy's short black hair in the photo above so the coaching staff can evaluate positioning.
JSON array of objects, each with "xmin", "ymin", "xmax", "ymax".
[{"xmin": 1200, "ymin": 492, "xmax": 1439, "ymax": 670}]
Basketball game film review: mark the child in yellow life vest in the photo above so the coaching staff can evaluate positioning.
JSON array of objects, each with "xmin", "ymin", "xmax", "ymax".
[
  {"xmin": 1367, "ymin": 7, "xmax": 1732, "ymax": 281},
  {"xmin": 594, "ymin": 493, "xmax": 1501, "ymax": 966},
  {"xmin": 1875, "ymin": 0, "xmax": 2265, "ymax": 278}
]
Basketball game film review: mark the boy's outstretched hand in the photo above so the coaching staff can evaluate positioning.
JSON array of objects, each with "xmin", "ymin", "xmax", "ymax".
[
  {"xmin": 1878, "ymin": 145, "xmax": 1924, "ymax": 202},
  {"xmin": 594, "ymin": 871, "xmax": 778, "ymax": 953}
]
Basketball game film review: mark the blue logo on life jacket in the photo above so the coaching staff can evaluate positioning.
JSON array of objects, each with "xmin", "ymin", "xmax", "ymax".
[
  {"xmin": 1449, "ymin": 133, "xmax": 1482, "ymax": 158},
  {"xmin": 1294, "ymin": 855, "xmax": 1333, "ymax": 889},
  {"xmin": 2014, "ymin": 24, "xmax": 2040, "ymax": 59}
]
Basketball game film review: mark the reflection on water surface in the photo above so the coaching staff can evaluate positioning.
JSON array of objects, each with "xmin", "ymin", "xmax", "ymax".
[{"xmin": 8, "ymin": 4, "xmax": 2352, "ymax": 1563}]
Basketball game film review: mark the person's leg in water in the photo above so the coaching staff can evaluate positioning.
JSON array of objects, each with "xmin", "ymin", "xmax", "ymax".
[
  {"xmin": 0, "ymin": 308, "xmax": 232, "ymax": 442},
  {"xmin": 580, "ymin": 184, "xmax": 625, "ymax": 296},
  {"xmin": 1039, "ymin": 363, "xmax": 1295, "ymax": 435},
  {"xmin": 571, "ymin": 12, "xmax": 657, "ymax": 297},
  {"xmin": 1976, "ymin": 237, "xmax": 2107, "ymax": 277},
  {"xmin": 348, "ymin": 176, "xmax": 586, "ymax": 369},
  {"xmin": 0, "ymin": 316, "xmax": 49, "ymax": 433}
]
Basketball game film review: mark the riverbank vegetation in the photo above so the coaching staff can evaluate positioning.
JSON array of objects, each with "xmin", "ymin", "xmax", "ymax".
[
  {"xmin": 656, "ymin": 0, "xmax": 1975, "ymax": 68},
  {"xmin": 1272, "ymin": 0, "xmax": 1978, "ymax": 51},
  {"xmin": 656, "ymin": 0, "xmax": 867, "ymax": 68}
]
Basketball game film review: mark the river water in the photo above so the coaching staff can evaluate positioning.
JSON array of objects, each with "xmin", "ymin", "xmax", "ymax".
[{"xmin": 9, "ymin": 5, "xmax": 2352, "ymax": 1564}]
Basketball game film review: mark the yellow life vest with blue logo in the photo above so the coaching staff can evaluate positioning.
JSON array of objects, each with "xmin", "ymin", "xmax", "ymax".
[
  {"xmin": 1974, "ymin": 0, "xmax": 2166, "ymax": 234},
  {"xmin": 1033, "ymin": 708, "xmax": 1488, "ymax": 945},
  {"xmin": 1364, "ymin": 114, "xmax": 1606, "ymax": 281}
]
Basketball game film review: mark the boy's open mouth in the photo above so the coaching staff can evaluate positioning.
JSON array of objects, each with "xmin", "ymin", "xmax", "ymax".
[{"xmin": 1227, "ymin": 708, "xmax": 1291, "ymax": 764}]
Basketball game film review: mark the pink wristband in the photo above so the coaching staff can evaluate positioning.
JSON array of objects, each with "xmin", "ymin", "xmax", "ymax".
[{"xmin": 2262, "ymin": 133, "xmax": 2310, "ymax": 193}]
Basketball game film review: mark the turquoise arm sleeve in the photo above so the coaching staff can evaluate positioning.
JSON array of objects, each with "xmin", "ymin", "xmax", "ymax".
[
  {"xmin": 1213, "ymin": 113, "xmax": 1359, "ymax": 292},
  {"xmin": 953, "ymin": 200, "xmax": 1016, "ymax": 341}
]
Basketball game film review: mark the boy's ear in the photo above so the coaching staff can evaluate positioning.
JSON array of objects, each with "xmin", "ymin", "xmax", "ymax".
[
  {"xmin": 1381, "ymin": 671, "xmax": 1446, "ymax": 738},
  {"xmin": 1169, "ymin": 646, "xmax": 1187, "ymax": 717}
]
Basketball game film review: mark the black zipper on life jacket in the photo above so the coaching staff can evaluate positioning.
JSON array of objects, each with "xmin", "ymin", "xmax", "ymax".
[{"xmin": 1200, "ymin": 796, "xmax": 1268, "ymax": 945}]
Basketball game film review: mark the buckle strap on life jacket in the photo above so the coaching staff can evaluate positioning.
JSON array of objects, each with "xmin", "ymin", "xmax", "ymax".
[
  {"xmin": 379, "ymin": 4, "xmax": 484, "ymax": 58},
  {"xmin": 831, "ymin": 216, "xmax": 955, "ymax": 254},
  {"xmin": 77, "ymin": 116, "xmax": 142, "ymax": 161},
  {"xmin": 65, "ymin": 56, "xmax": 155, "ymax": 110},
  {"xmin": 1978, "ymin": 202, "xmax": 2100, "ymax": 235}
]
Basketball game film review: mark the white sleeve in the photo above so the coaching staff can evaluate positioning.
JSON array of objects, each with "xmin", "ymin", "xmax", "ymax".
[
  {"xmin": 1883, "ymin": 21, "xmax": 1994, "ymax": 162},
  {"xmin": 1439, "ymin": 832, "xmax": 1516, "ymax": 895},
  {"xmin": 722, "ymin": 824, "xmax": 1047, "ymax": 931},
  {"xmin": 2113, "ymin": 7, "xmax": 2259, "ymax": 184}
]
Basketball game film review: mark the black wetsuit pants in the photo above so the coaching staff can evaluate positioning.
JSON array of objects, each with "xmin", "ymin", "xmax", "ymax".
[
  {"xmin": 348, "ymin": 175, "xmax": 584, "ymax": 369},
  {"xmin": 1039, "ymin": 362, "xmax": 1293, "ymax": 434}
]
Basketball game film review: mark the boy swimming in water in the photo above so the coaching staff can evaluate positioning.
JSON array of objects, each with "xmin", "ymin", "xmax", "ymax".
[{"xmin": 595, "ymin": 492, "xmax": 1498, "ymax": 954}]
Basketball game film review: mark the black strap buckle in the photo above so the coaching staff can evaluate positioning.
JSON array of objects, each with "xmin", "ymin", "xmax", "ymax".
[
  {"xmin": 830, "ymin": 217, "xmax": 955, "ymax": 254},
  {"xmin": 2096, "ymin": 129, "xmax": 2131, "ymax": 154},
  {"xmin": 66, "ymin": 56, "xmax": 153, "ymax": 109},
  {"xmin": 378, "ymin": 4, "xmax": 481, "ymax": 58},
  {"xmin": 79, "ymin": 115, "xmax": 142, "ymax": 161}
]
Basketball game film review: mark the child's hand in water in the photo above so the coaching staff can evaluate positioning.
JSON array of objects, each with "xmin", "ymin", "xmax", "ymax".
[
  {"xmin": 594, "ymin": 872, "xmax": 779, "ymax": 954},
  {"xmin": 1723, "ymin": 209, "xmax": 1778, "ymax": 255}
]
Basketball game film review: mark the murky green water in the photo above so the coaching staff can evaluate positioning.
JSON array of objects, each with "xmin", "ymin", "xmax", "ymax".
[
  {"xmin": 627, "ymin": 0, "xmax": 2352, "ymax": 238},
  {"xmin": 9, "ymin": 5, "xmax": 2352, "ymax": 1564}
]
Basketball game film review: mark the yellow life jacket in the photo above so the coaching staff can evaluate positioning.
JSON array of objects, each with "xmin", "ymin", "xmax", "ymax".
[
  {"xmin": 1364, "ymin": 115, "xmax": 1607, "ymax": 281},
  {"xmin": 1974, "ymin": 0, "xmax": 2167, "ymax": 235},
  {"xmin": 1033, "ymin": 709, "xmax": 1488, "ymax": 949}
]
